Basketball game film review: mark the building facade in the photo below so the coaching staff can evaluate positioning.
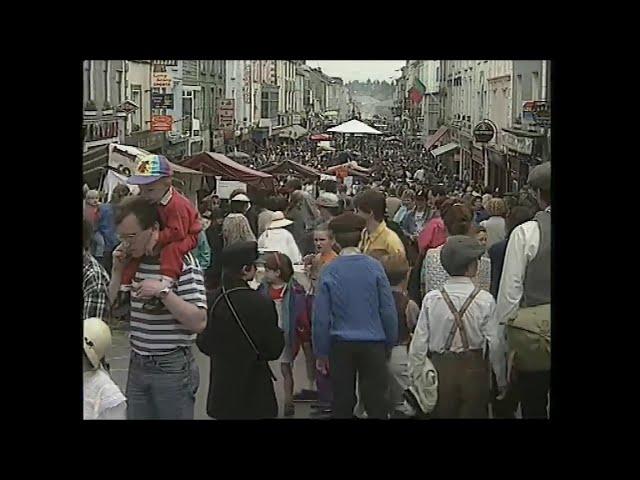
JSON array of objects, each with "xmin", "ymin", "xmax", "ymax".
[
  {"xmin": 83, "ymin": 60, "xmax": 127, "ymax": 186},
  {"xmin": 394, "ymin": 59, "xmax": 551, "ymax": 192},
  {"xmin": 182, "ymin": 60, "xmax": 226, "ymax": 154}
]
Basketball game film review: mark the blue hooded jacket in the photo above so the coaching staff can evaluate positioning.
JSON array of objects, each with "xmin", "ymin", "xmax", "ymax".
[{"xmin": 257, "ymin": 279, "xmax": 307, "ymax": 351}]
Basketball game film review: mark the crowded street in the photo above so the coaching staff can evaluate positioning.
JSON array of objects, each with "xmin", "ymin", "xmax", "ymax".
[{"xmin": 83, "ymin": 60, "xmax": 551, "ymax": 420}]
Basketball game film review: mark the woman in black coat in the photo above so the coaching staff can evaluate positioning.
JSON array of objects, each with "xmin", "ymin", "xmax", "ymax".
[{"xmin": 197, "ymin": 241, "xmax": 285, "ymax": 419}]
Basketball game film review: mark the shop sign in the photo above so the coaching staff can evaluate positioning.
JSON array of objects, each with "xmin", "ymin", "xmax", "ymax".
[
  {"xmin": 243, "ymin": 62, "xmax": 252, "ymax": 103},
  {"xmin": 151, "ymin": 115, "xmax": 173, "ymax": 132},
  {"xmin": 125, "ymin": 131, "xmax": 165, "ymax": 152},
  {"xmin": 152, "ymin": 93, "xmax": 174, "ymax": 109},
  {"xmin": 473, "ymin": 120, "xmax": 496, "ymax": 143},
  {"xmin": 522, "ymin": 100, "xmax": 551, "ymax": 127},
  {"xmin": 212, "ymin": 130, "xmax": 225, "ymax": 149},
  {"xmin": 152, "ymin": 71, "xmax": 173, "ymax": 89},
  {"xmin": 503, "ymin": 132, "xmax": 533, "ymax": 155},
  {"xmin": 218, "ymin": 99, "xmax": 235, "ymax": 130}
]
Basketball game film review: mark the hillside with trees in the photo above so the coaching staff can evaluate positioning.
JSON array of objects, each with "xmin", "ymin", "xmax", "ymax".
[{"xmin": 347, "ymin": 79, "xmax": 395, "ymax": 101}]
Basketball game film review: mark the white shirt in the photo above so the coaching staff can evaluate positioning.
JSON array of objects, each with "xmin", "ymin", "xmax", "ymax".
[
  {"xmin": 257, "ymin": 228, "xmax": 302, "ymax": 264},
  {"xmin": 411, "ymin": 277, "xmax": 506, "ymax": 388},
  {"xmin": 83, "ymin": 369, "xmax": 127, "ymax": 420},
  {"xmin": 495, "ymin": 217, "xmax": 542, "ymax": 336}
]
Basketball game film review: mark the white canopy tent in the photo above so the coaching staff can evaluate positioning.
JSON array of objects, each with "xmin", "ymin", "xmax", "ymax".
[{"xmin": 327, "ymin": 119, "xmax": 382, "ymax": 135}]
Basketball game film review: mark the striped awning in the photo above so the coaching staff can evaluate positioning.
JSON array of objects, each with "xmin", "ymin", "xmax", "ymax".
[
  {"xmin": 431, "ymin": 142, "xmax": 459, "ymax": 157},
  {"xmin": 424, "ymin": 125, "xmax": 448, "ymax": 150}
]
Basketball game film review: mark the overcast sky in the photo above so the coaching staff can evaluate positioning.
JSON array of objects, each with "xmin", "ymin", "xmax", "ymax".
[{"xmin": 305, "ymin": 60, "xmax": 406, "ymax": 83}]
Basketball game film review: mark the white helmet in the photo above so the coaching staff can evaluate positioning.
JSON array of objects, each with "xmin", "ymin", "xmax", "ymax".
[{"xmin": 83, "ymin": 317, "xmax": 112, "ymax": 369}]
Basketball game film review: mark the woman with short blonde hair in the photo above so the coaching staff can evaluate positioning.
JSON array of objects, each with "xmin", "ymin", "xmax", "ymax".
[{"xmin": 480, "ymin": 198, "xmax": 507, "ymax": 249}]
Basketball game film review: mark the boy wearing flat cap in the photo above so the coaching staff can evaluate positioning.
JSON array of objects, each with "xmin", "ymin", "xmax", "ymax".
[{"xmin": 409, "ymin": 235, "xmax": 506, "ymax": 418}]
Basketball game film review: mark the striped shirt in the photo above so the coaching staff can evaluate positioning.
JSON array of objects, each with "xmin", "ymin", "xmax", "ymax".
[{"xmin": 127, "ymin": 252, "xmax": 207, "ymax": 355}]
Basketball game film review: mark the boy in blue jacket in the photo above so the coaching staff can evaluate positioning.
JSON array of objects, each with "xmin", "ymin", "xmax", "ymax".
[{"xmin": 312, "ymin": 212, "xmax": 398, "ymax": 419}]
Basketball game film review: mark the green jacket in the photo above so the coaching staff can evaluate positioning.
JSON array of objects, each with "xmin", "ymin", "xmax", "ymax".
[{"xmin": 193, "ymin": 230, "xmax": 211, "ymax": 270}]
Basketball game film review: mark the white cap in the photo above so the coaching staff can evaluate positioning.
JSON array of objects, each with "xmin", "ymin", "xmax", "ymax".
[
  {"xmin": 230, "ymin": 193, "xmax": 250, "ymax": 202},
  {"xmin": 83, "ymin": 318, "xmax": 112, "ymax": 369}
]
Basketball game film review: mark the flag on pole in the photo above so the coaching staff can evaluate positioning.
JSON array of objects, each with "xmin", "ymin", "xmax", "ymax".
[{"xmin": 408, "ymin": 78, "xmax": 426, "ymax": 105}]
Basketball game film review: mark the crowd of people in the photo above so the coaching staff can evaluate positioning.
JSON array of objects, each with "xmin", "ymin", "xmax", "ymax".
[{"xmin": 83, "ymin": 139, "xmax": 551, "ymax": 420}]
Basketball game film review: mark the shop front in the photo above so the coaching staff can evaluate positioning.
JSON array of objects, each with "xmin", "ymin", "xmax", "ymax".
[
  {"xmin": 164, "ymin": 135, "xmax": 189, "ymax": 162},
  {"xmin": 83, "ymin": 117, "xmax": 126, "ymax": 187},
  {"xmin": 471, "ymin": 146, "xmax": 484, "ymax": 186},
  {"xmin": 487, "ymin": 148, "xmax": 507, "ymax": 193},
  {"xmin": 502, "ymin": 130, "xmax": 538, "ymax": 191},
  {"xmin": 459, "ymin": 134, "xmax": 473, "ymax": 184},
  {"xmin": 124, "ymin": 131, "xmax": 165, "ymax": 154}
]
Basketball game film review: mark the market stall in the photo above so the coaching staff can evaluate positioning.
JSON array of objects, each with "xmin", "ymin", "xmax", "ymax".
[
  {"xmin": 310, "ymin": 133, "xmax": 332, "ymax": 142},
  {"xmin": 260, "ymin": 159, "xmax": 321, "ymax": 181},
  {"xmin": 278, "ymin": 125, "xmax": 308, "ymax": 141},
  {"xmin": 101, "ymin": 143, "xmax": 206, "ymax": 205},
  {"xmin": 181, "ymin": 151, "xmax": 277, "ymax": 195},
  {"xmin": 325, "ymin": 161, "xmax": 371, "ymax": 181},
  {"xmin": 327, "ymin": 119, "xmax": 382, "ymax": 151}
]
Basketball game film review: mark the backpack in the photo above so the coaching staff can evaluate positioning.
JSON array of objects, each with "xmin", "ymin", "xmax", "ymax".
[{"xmin": 506, "ymin": 304, "xmax": 550, "ymax": 372}]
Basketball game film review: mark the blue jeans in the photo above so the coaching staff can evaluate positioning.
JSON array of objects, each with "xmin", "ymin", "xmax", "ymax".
[{"xmin": 126, "ymin": 347, "xmax": 199, "ymax": 420}]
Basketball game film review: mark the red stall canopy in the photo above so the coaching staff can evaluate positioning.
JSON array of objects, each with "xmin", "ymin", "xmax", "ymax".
[
  {"xmin": 310, "ymin": 134, "xmax": 332, "ymax": 141},
  {"xmin": 261, "ymin": 159, "xmax": 322, "ymax": 180},
  {"xmin": 181, "ymin": 152, "xmax": 276, "ymax": 189}
]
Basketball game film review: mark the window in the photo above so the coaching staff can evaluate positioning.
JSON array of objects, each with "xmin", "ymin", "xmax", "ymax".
[
  {"xmin": 183, "ymin": 91, "xmax": 193, "ymax": 134},
  {"xmin": 515, "ymin": 74, "xmax": 523, "ymax": 120},
  {"xmin": 531, "ymin": 71, "xmax": 540, "ymax": 101},
  {"xmin": 116, "ymin": 70, "xmax": 123, "ymax": 106},
  {"xmin": 84, "ymin": 60, "xmax": 92, "ymax": 102},
  {"xmin": 262, "ymin": 91, "xmax": 270, "ymax": 119},
  {"xmin": 193, "ymin": 90, "xmax": 201, "ymax": 121},
  {"xmin": 131, "ymin": 85, "xmax": 142, "ymax": 131},
  {"xmin": 202, "ymin": 89, "xmax": 207, "ymax": 126},
  {"xmin": 104, "ymin": 60, "xmax": 110, "ymax": 104}
]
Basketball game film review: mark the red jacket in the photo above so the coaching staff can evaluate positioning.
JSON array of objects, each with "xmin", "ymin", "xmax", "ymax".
[
  {"xmin": 417, "ymin": 216, "xmax": 447, "ymax": 253},
  {"xmin": 157, "ymin": 188, "xmax": 202, "ymax": 247}
]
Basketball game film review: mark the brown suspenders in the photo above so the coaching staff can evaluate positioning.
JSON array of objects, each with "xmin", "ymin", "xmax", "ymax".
[{"xmin": 440, "ymin": 287, "xmax": 481, "ymax": 352}]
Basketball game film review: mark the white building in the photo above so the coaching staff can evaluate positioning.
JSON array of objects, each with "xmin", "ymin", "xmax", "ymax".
[
  {"xmin": 276, "ymin": 60, "xmax": 296, "ymax": 127},
  {"xmin": 225, "ymin": 60, "xmax": 246, "ymax": 128},
  {"xmin": 126, "ymin": 61, "xmax": 151, "ymax": 136}
]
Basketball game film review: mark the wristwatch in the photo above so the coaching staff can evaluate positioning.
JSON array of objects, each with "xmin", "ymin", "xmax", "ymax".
[{"xmin": 157, "ymin": 286, "xmax": 171, "ymax": 300}]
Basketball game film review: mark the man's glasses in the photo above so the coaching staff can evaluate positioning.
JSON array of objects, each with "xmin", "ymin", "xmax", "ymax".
[{"xmin": 117, "ymin": 230, "xmax": 149, "ymax": 243}]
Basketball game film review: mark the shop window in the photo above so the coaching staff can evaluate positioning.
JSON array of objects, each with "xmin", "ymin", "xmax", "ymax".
[{"xmin": 131, "ymin": 86, "xmax": 142, "ymax": 131}]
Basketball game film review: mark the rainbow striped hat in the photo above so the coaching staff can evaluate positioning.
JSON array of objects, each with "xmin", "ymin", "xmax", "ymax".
[{"xmin": 128, "ymin": 154, "xmax": 173, "ymax": 185}]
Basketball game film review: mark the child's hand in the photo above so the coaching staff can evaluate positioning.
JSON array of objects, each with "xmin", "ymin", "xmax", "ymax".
[
  {"xmin": 111, "ymin": 243, "xmax": 130, "ymax": 274},
  {"xmin": 316, "ymin": 357, "xmax": 329, "ymax": 375}
]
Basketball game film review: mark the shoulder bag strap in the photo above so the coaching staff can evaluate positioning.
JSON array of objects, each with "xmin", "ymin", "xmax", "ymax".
[{"xmin": 212, "ymin": 287, "xmax": 277, "ymax": 382}]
